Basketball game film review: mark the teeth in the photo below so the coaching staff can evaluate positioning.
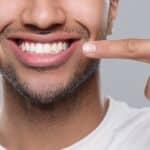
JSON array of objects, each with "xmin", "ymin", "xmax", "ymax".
[
  {"xmin": 19, "ymin": 41, "xmax": 70, "ymax": 54},
  {"xmin": 25, "ymin": 43, "xmax": 30, "ymax": 51},
  {"xmin": 30, "ymin": 43, "xmax": 35, "ymax": 52},
  {"xmin": 36, "ymin": 44, "xmax": 43, "ymax": 54},
  {"xmin": 57, "ymin": 42, "xmax": 62, "ymax": 52},
  {"xmin": 44, "ymin": 44, "xmax": 50, "ymax": 53},
  {"xmin": 20, "ymin": 43, "xmax": 25, "ymax": 51},
  {"xmin": 51, "ymin": 43, "xmax": 57, "ymax": 53}
]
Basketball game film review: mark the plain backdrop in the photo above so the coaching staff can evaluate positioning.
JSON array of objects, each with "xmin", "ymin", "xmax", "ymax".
[
  {"xmin": 0, "ymin": 0, "xmax": 150, "ymax": 107},
  {"xmin": 101, "ymin": 0, "xmax": 150, "ymax": 107}
]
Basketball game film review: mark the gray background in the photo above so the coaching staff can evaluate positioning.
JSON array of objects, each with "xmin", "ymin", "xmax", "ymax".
[
  {"xmin": 0, "ymin": 0, "xmax": 150, "ymax": 107},
  {"xmin": 101, "ymin": 0, "xmax": 150, "ymax": 107}
]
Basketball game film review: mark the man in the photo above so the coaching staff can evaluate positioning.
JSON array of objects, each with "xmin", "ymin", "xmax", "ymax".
[{"xmin": 0, "ymin": 0, "xmax": 150, "ymax": 149}]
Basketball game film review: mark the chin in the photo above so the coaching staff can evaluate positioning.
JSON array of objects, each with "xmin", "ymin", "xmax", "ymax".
[
  {"xmin": 14, "ymin": 70, "xmax": 76, "ymax": 104},
  {"xmin": 19, "ymin": 84, "xmax": 70, "ymax": 105},
  {"xmin": 1, "ymin": 58, "xmax": 99, "ymax": 107}
]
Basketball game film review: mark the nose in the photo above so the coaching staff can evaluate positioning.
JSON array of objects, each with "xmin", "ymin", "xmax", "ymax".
[{"xmin": 21, "ymin": 0, "xmax": 66, "ymax": 30}]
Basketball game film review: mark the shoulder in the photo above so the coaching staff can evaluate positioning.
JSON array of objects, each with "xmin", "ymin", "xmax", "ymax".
[
  {"xmin": 107, "ymin": 96, "xmax": 150, "ymax": 150},
  {"xmin": 108, "ymin": 96, "xmax": 150, "ymax": 128}
]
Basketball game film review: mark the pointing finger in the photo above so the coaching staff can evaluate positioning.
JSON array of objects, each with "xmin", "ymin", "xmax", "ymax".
[{"xmin": 82, "ymin": 39, "xmax": 150, "ymax": 59}]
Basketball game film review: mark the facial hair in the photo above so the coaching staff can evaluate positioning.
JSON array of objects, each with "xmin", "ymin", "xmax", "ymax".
[
  {"xmin": 1, "ymin": 59, "xmax": 99, "ymax": 108},
  {"xmin": 0, "ymin": 25, "xmax": 101, "ymax": 109}
]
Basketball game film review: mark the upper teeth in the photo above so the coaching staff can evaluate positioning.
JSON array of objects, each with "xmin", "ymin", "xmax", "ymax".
[{"xmin": 19, "ymin": 41, "xmax": 69, "ymax": 54}]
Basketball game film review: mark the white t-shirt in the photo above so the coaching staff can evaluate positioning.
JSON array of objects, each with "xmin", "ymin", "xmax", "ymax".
[{"xmin": 1, "ymin": 96, "xmax": 150, "ymax": 150}]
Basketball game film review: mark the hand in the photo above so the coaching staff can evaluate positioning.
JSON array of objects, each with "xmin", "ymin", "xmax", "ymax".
[
  {"xmin": 82, "ymin": 39, "xmax": 150, "ymax": 63},
  {"xmin": 82, "ymin": 39, "xmax": 150, "ymax": 99}
]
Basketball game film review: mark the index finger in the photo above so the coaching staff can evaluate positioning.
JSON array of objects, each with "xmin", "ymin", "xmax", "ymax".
[{"xmin": 82, "ymin": 39, "xmax": 150, "ymax": 59}]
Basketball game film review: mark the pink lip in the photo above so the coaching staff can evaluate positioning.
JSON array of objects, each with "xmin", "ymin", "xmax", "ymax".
[
  {"xmin": 6, "ymin": 32, "xmax": 81, "ymax": 68},
  {"xmin": 7, "ymin": 32, "xmax": 81, "ymax": 43}
]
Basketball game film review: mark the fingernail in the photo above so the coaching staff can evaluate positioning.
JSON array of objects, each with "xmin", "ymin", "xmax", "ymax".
[{"xmin": 82, "ymin": 43, "xmax": 96, "ymax": 53}]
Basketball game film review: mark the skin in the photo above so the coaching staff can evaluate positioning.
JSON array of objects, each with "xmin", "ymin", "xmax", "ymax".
[
  {"xmin": 82, "ymin": 40, "xmax": 150, "ymax": 98},
  {"xmin": 0, "ymin": 0, "xmax": 119, "ymax": 149},
  {"xmin": 3, "ymin": 0, "xmax": 150, "ymax": 149}
]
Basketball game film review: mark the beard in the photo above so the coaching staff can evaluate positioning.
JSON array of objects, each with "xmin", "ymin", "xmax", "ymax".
[
  {"xmin": 0, "ymin": 22, "xmax": 103, "ymax": 109},
  {"xmin": 1, "ymin": 59, "xmax": 99, "ymax": 107}
]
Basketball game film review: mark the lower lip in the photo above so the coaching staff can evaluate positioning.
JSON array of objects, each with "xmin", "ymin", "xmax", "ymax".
[{"xmin": 6, "ymin": 40, "xmax": 80, "ymax": 68}]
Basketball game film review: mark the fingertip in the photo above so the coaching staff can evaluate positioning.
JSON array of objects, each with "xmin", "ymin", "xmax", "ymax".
[{"xmin": 82, "ymin": 42, "xmax": 97, "ymax": 54}]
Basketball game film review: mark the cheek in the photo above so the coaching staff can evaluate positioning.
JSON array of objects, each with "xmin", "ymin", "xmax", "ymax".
[
  {"xmin": 0, "ymin": 0, "xmax": 26, "ymax": 61},
  {"xmin": 0, "ymin": 0, "xmax": 25, "ymax": 32},
  {"xmin": 63, "ymin": 0, "xmax": 108, "ymax": 39}
]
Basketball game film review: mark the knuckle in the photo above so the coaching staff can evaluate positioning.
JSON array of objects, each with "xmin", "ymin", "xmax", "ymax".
[{"xmin": 126, "ymin": 39, "xmax": 137, "ymax": 56}]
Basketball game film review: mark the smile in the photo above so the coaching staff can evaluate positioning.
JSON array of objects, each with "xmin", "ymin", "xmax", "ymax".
[
  {"xmin": 6, "ymin": 32, "xmax": 81, "ymax": 68},
  {"xmin": 19, "ymin": 41, "xmax": 70, "ymax": 54}
]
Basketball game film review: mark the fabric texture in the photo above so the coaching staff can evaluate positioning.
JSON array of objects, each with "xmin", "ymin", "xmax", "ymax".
[
  {"xmin": 1, "ymin": 96, "xmax": 150, "ymax": 150},
  {"xmin": 64, "ymin": 96, "xmax": 150, "ymax": 150}
]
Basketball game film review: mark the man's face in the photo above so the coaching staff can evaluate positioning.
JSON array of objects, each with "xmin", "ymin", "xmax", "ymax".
[{"xmin": 0, "ymin": 0, "xmax": 114, "ymax": 104}]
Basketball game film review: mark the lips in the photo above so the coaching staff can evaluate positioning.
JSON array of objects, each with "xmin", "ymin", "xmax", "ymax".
[{"xmin": 6, "ymin": 32, "xmax": 81, "ymax": 68}]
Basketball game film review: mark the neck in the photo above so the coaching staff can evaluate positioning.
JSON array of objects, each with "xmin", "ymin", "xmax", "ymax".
[{"xmin": 0, "ymin": 72, "xmax": 107, "ymax": 150}]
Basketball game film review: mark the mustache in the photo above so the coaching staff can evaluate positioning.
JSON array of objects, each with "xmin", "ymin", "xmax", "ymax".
[{"xmin": 0, "ymin": 25, "xmax": 89, "ymax": 41}]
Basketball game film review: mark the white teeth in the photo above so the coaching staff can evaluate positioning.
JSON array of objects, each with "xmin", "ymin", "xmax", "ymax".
[
  {"xmin": 30, "ymin": 43, "xmax": 35, "ymax": 52},
  {"xmin": 20, "ymin": 43, "xmax": 25, "ymax": 51},
  {"xmin": 36, "ymin": 43, "xmax": 43, "ymax": 54},
  {"xmin": 19, "ymin": 41, "xmax": 70, "ymax": 54},
  {"xmin": 51, "ymin": 43, "xmax": 57, "ymax": 53},
  {"xmin": 25, "ymin": 43, "xmax": 30, "ymax": 51},
  {"xmin": 63, "ymin": 43, "xmax": 69, "ymax": 50},
  {"xmin": 44, "ymin": 44, "xmax": 50, "ymax": 53},
  {"xmin": 57, "ymin": 42, "xmax": 62, "ymax": 52}
]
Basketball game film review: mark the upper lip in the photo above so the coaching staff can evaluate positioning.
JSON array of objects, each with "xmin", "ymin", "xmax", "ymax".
[{"xmin": 6, "ymin": 32, "xmax": 81, "ymax": 43}]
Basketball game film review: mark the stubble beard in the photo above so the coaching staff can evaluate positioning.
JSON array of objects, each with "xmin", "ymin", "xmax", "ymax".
[{"xmin": 1, "ymin": 59, "xmax": 99, "ymax": 108}]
